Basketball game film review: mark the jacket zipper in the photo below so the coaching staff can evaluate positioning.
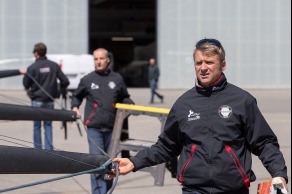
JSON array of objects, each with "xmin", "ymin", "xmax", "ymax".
[
  {"xmin": 207, "ymin": 97, "xmax": 213, "ymax": 194},
  {"xmin": 179, "ymin": 144, "xmax": 197, "ymax": 183},
  {"xmin": 85, "ymin": 102, "xmax": 98, "ymax": 126},
  {"xmin": 225, "ymin": 145, "xmax": 250, "ymax": 189}
]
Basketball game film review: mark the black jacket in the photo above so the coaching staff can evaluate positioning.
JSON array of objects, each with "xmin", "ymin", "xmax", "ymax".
[
  {"xmin": 71, "ymin": 70, "xmax": 133, "ymax": 130},
  {"xmin": 148, "ymin": 65, "xmax": 160, "ymax": 81},
  {"xmin": 23, "ymin": 57, "xmax": 69, "ymax": 102},
  {"xmin": 130, "ymin": 74, "xmax": 288, "ymax": 193}
]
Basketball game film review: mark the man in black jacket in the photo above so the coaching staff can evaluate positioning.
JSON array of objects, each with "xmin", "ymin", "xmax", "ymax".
[
  {"xmin": 71, "ymin": 48, "xmax": 134, "ymax": 194},
  {"xmin": 113, "ymin": 38, "xmax": 288, "ymax": 194},
  {"xmin": 23, "ymin": 42, "xmax": 69, "ymax": 150}
]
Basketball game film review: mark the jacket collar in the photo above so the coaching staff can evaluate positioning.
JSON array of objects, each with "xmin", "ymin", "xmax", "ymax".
[
  {"xmin": 195, "ymin": 73, "xmax": 227, "ymax": 96},
  {"xmin": 35, "ymin": 56, "xmax": 47, "ymax": 61},
  {"xmin": 95, "ymin": 69, "xmax": 111, "ymax": 76}
]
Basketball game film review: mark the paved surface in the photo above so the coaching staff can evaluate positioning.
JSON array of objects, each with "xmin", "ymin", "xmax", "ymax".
[{"xmin": 0, "ymin": 88, "xmax": 290, "ymax": 194}]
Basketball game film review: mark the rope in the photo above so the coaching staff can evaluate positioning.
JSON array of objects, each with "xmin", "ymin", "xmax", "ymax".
[
  {"xmin": 107, "ymin": 163, "xmax": 119, "ymax": 194},
  {"xmin": 0, "ymin": 93, "xmax": 30, "ymax": 105},
  {"xmin": 0, "ymin": 160, "xmax": 113, "ymax": 193},
  {"xmin": 25, "ymin": 72, "xmax": 64, "ymax": 109},
  {"xmin": 78, "ymin": 117, "xmax": 109, "ymax": 156}
]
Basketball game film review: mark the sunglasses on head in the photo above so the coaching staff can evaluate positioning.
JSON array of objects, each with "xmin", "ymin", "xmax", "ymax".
[{"xmin": 196, "ymin": 38, "xmax": 222, "ymax": 49}]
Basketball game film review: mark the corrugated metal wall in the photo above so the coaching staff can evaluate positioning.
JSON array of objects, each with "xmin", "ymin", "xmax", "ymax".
[
  {"xmin": 0, "ymin": 0, "xmax": 88, "ymax": 89},
  {"xmin": 157, "ymin": 0, "xmax": 291, "ymax": 89},
  {"xmin": 0, "ymin": 0, "xmax": 291, "ymax": 89}
]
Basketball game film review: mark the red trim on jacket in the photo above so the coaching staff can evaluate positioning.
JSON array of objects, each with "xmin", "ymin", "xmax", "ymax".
[
  {"xmin": 225, "ymin": 145, "xmax": 250, "ymax": 189},
  {"xmin": 85, "ymin": 103, "xmax": 98, "ymax": 126},
  {"xmin": 179, "ymin": 145, "xmax": 197, "ymax": 183}
]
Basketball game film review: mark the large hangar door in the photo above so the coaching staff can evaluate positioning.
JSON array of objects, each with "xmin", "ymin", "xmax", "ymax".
[{"xmin": 89, "ymin": 0, "xmax": 156, "ymax": 87}]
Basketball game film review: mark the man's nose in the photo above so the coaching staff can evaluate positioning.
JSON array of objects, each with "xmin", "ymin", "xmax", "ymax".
[{"xmin": 201, "ymin": 63, "xmax": 208, "ymax": 70}]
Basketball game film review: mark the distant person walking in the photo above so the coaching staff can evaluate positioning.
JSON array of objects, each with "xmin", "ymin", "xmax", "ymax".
[
  {"xmin": 23, "ymin": 42, "xmax": 70, "ymax": 150},
  {"xmin": 148, "ymin": 57, "xmax": 163, "ymax": 104}
]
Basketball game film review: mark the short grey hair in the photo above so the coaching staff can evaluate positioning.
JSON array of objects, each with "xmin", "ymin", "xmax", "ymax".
[
  {"xmin": 93, "ymin": 48, "xmax": 109, "ymax": 58},
  {"xmin": 194, "ymin": 42, "xmax": 226, "ymax": 62}
]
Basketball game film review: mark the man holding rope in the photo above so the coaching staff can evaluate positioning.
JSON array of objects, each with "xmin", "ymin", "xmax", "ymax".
[{"xmin": 112, "ymin": 38, "xmax": 288, "ymax": 194}]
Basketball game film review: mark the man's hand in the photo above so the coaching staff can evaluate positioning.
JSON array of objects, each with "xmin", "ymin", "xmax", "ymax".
[
  {"xmin": 72, "ymin": 107, "xmax": 81, "ymax": 117},
  {"xmin": 19, "ymin": 68, "xmax": 26, "ymax": 74},
  {"xmin": 112, "ymin": 158, "xmax": 135, "ymax": 176},
  {"xmin": 272, "ymin": 177, "xmax": 289, "ymax": 193}
]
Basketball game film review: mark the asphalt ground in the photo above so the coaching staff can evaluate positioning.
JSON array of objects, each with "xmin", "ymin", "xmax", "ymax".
[{"xmin": 0, "ymin": 88, "xmax": 290, "ymax": 194}]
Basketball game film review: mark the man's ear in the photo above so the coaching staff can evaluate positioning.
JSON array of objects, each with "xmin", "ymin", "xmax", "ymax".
[
  {"xmin": 222, "ymin": 60, "xmax": 227, "ymax": 71},
  {"xmin": 107, "ymin": 60, "xmax": 111, "ymax": 70}
]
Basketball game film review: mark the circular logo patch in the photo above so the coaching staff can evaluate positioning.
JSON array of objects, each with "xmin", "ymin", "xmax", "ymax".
[
  {"xmin": 218, "ymin": 105, "xmax": 232, "ymax": 118},
  {"xmin": 108, "ymin": 81, "xmax": 116, "ymax": 89}
]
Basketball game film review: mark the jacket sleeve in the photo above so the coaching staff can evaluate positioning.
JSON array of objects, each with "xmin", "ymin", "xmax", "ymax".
[
  {"xmin": 23, "ymin": 67, "xmax": 33, "ymax": 90},
  {"xmin": 157, "ymin": 66, "xmax": 160, "ymax": 79},
  {"xmin": 130, "ymin": 108, "xmax": 182, "ymax": 171},
  {"xmin": 71, "ymin": 79, "xmax": 87, "ymax": 109},
  {"xmin": 57, "ymin": 68, "xmax": 70, "ymax": 89},
  {"xmin": 245, "ymin": 98, "xmax": 288, "ymax": 182}
]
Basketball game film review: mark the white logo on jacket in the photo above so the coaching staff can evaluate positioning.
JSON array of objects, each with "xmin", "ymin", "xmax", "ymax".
[
  {"xmin": 188, "ymin": 110, "xmax": 200, "ymax": 121},
  {"xmin": 91, "ymin": 83, "xmax": 99, "ymax": 90},
  {"xmin": 218, "ymin": 105, "xmax": 232, "ymax": 118},
  {"xmin": 40, "ymin": 67, "xmax": 50, "ymax": 73},
  {"xmin": 108, "ymin": 81, "xmax": 116, "ymax": 89}
]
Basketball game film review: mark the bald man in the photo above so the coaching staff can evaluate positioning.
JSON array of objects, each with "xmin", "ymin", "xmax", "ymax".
[{"xmin": 72, "ymin": 48, "xmax": 134, "ymax": 194}]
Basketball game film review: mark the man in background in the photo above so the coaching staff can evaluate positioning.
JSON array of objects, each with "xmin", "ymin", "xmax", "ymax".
[
  {"xmin": 148, "ymin": 57, "xmax": 164, "ymax": 104},
  {"xmin": 71, "ymin": 48, "xmax": 134, "ymax": 194},
  {"xmin": 23, "ymin": 42, "xmax": 69, "ymax": 150}
]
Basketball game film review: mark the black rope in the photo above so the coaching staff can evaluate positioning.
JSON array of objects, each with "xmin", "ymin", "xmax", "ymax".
[
  {"xmin": 0, "ymin": 93, "xmax": 30, "ymax": 105},
  {"xmin": 25, "ymin": 73, "xmax": 64, "ymax": 109}
]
